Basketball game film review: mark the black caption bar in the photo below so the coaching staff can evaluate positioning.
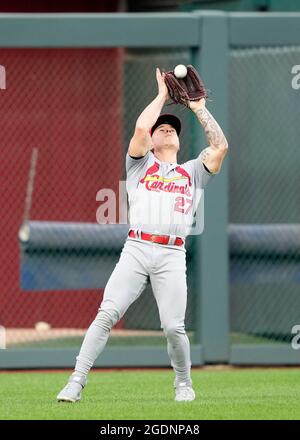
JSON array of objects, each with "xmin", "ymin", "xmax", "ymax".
[{"xmin": 0, "ymin": 420, "xmax": 297, "ymax": 439}]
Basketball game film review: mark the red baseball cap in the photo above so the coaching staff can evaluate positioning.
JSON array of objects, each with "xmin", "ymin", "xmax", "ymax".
[{"xmin": 150, "ymin": 114, "xmax": 181, "ymax": 136}]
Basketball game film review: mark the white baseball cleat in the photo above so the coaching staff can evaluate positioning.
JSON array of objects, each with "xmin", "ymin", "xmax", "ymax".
[
  {"xmin": 175, "ymin": 382, "xmax": 196, "ymax": 402},
  {"xmin": 57, "ymin": 374, "xmax": 86, "ymax": 403}
]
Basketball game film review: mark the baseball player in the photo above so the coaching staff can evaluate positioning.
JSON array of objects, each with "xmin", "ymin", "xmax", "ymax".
[{"xmin": 57, "ymin": 67, "xmax": 228, "ymax": 403}]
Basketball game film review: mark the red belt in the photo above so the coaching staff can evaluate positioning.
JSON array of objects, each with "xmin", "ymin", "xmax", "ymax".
[{"xmin": 128, "ymin": 229, "xmax": 184, "ymax": 247}]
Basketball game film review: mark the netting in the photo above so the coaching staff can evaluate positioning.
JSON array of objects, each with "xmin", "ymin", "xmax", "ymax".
[
  {"xmin": 229, "ymin": 46, "xmax": 300, "ymax": 344},
  {"xmin": 0, "ymin": 47, "xmax": 199, "ymax": 349}
]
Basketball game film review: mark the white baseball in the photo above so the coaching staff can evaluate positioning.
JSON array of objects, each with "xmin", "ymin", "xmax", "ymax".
[{"xmin": 174, "ymin": 64, "xmax": 187, "ymax": 79}]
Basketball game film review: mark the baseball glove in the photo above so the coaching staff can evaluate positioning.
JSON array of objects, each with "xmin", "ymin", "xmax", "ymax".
[{"xmin": 164, "ymin": 65, "xmax": 208, "ymax": 108}]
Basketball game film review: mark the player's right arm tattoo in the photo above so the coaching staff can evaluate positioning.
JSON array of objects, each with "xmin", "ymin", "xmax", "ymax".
[{"xmin": 195, "ymin": 107, "xmax": 227, "ymax": 149}]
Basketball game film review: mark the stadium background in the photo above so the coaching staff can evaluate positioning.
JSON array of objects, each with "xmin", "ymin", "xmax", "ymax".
[{"xmin": 0, "ymin": 0, "xmax": 300, "ymax": 368}]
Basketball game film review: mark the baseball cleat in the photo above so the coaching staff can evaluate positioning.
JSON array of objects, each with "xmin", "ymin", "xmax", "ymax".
[
  {"xmin": 175, "ymin": 382, "xmax": 196, "ymax": 402},
  {"xmin": 57, "ymin": 374, "xmax": 86, "ymax": 403}
]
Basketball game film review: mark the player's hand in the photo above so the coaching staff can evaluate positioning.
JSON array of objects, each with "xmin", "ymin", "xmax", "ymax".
[
  {"xmin": 188, "ymin": 98, "xmax": 206, "ymax": 112},
  {"xmin": 156, "ymin": 67, "xmax": 169, "ymax": 101}
]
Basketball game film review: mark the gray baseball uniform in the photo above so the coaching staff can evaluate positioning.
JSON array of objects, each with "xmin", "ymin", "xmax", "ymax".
[
  {"xmin": 126, "ymin": 150, "xmax": 213, "ymax": 242},
  {"xmin": 74, "ymin": 149, "xmax": 214, "ymax": 386}
]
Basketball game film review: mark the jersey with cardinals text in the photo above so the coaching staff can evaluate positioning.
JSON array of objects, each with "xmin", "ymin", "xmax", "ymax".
[{"xmin": 125, "ymin": 150, "xmax": 214, "ymax": 248}]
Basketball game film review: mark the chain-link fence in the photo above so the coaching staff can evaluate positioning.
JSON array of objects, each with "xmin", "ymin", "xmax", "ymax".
[
  {"xmin": 2, "ymin": 12, "xmax": 299, "ymax": 365},
  {"xmin": 229, "ymin": 46, "xmax": 300, "ymax": 345},
  {"xmin": 0, "ymin": 47, "xmax": 201, "ymax": 350}
]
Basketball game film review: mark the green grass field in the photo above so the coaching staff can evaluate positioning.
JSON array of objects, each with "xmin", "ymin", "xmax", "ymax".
[{"xmin": 1, "ymin": 368, "xmax": 300, "ymax": 420}]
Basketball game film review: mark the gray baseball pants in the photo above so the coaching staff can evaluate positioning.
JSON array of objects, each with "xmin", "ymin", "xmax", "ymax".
[{"xmin": 74, "ymin": 237, "xmax": 192, "ymax": 386}]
